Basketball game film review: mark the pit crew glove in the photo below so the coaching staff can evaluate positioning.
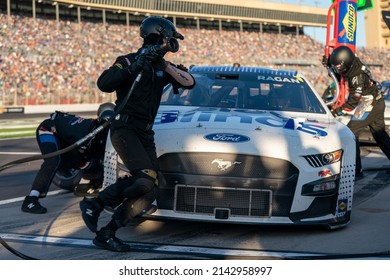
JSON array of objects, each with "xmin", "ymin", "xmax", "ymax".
[
  {"xmin": 129, "ymin": 55, "xmax": 151, "ymax": 73},
  {"xmin": 177, "ymin": 64, "xmax": 189, "ymax": 72},
  {"xmin": 322, "ymin": 55, "xmax": 329, "ymax": 67},
  {"xmin": 332, "ymin": 107, "xmax": 344, "ymax": 116},
  {"xmin": 153, "ymin": 57, "xmax": 167, "ymax": 70},
  {"xmin": 141, "ymin": 45, "xmax": 160, "ymax": 57},
  {"xmin": 332, "ymin": 106, "xmax": 354, "ymax": 117},
  {"xmin": 139, "ymin": 45, "xmax": 164, "ymax": 62}
]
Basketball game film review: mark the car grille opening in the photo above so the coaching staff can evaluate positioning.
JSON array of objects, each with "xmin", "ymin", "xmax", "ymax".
[
  {"xmin": 174, "ymin": 185, "xmax": 272, "ymax": 218},
  {"xmin": 158, "ymin": 152, "xmax": 298, "ymax": 217}
]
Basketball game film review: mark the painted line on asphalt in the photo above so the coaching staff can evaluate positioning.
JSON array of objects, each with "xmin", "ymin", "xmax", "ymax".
[
  {"xmin": 0, "ymin": 190, "xmax": 68, "ymax": 205},
  {"xmin": 0, "ymin": 152, "xmax": 40, "ymax": 155},
  {"xmin": 0, "ymin": 233, "xmax": 325, "ymax": 259}
]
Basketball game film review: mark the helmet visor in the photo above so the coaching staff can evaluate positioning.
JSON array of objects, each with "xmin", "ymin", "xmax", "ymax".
[{"xmin": 332, "ymin": 63, "xmax": 346, "ymax": 74}]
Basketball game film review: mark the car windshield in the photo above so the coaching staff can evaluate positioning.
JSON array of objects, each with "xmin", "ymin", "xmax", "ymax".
[
  {"xmin": 161, "ymin": 70, "xmax": 326, "ymax": 114},
  {"xmin": 382, "ymin": 83, "xmax": 390, "ymax": 99}
]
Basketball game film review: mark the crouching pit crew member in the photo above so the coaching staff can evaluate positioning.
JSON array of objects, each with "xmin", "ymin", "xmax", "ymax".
[{"xmin": 21, "ymin": 103, "xmax": 115, "ymax": 214}]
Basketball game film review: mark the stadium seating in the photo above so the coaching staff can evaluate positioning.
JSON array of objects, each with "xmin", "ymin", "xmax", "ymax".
[{"xmin": 0, "ymin": 13, "xmax": 389, "ymax": 106}]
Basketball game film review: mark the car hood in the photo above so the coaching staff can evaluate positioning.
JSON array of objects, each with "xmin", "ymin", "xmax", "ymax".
[
  {"xmin": 154, "ymin": 106, "xmax": 352, "ymax": 157},
  {"xmin": 155, "ymin": 106, "xmax": 334, "ymax": 132}
]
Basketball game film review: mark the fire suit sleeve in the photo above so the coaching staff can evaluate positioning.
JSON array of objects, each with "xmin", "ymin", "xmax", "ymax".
[
  {"xmin": 164, "ymin": 61, "xmax": 195, "ymax": 89},
  {"xmin": 97, "ymin": 55, "xmax": 134, "ymax": 93},
  {"xmin": 343, "ymin": 73, "xmax": 365, "ymax": 111}
]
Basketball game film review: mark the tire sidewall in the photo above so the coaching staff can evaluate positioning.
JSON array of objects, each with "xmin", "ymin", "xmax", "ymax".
[{"xmin": 52, "ymin": 168, "xmax": 84, "ymax": 191}]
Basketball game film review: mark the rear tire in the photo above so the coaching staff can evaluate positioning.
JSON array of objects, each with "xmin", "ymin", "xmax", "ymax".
[{"xmin": 52, "ymin": 168, "xmax": 84, "ymax": 191}]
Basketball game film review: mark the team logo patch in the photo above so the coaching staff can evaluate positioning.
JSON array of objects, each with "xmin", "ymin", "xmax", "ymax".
[{"xmin": 70, "ymin": 117, "xmax": 85, "ymax": 125}]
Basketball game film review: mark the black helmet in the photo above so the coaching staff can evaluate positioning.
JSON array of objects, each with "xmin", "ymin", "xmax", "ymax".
[
  {"xmin": 140, "ymin": 16, "xmax": 184, "ymax": 41},
  {"xmin": 329, "ymin": 46, "xmax": 355, "ymax": 74},
  {"xmin": 97, "ymin": 102, "xmax": 115, "ymax": 122}
]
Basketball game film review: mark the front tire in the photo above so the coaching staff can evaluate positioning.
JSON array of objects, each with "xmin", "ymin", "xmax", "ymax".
[{"xmin": 52, "ymin": 168, "xmax": 84, "ymax": 191}]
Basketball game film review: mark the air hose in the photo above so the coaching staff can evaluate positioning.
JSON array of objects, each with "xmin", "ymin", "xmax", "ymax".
[
  {"xmin": 0, "ymin": 73, "xmax": 142, "ymax": 259},
  {"xmin": 324, "ymin": 67, "xmax": 341, "ymax": 107},
  {"xmin": 0, "ymin": 125, "xmax": 108, "ymax": 173},
  {"xmin": 0, "ymin": 73, "xmax": 141, "ymax": 173},
  {"xmin": 0, "ymin": 238, "xmax": 37, "ymax": 260}
]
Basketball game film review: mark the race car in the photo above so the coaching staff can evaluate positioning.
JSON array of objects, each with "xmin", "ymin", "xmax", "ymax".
[{"xmin": 103, "ymin": 65, "xmax": 357, "ymax": 229}]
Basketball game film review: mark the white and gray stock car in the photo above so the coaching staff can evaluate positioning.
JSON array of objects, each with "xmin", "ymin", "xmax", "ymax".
[{"xmin": 103, "ymin": 65, "xmax": 357, "ymax": 229}]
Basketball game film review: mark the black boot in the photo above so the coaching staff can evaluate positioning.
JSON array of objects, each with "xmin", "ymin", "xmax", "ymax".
[
  {"xmin": 93, "ymin": 227, "xmax": 131, "ymax": 252},
  {"xmin": 21, "ymin": 196, "xmax": 47, "ymax": 214}
]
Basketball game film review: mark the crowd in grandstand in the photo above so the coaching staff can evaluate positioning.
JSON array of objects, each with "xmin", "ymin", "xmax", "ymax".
[{"xmin": 1, "ymin": 12, "xmax": 389, "ymax": 106}]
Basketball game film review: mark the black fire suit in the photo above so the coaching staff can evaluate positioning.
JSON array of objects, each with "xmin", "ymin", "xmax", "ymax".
[
  {"xmin": 96, "ymin": 49, "xmax": 195, "ymax": 224},
  {"xmin": 337, "ymin": 57, "xmax": 390, "ymax": 172},
  {"xmin": 32, "ymin": 113, "xmax": 107, "ymax": 197}
]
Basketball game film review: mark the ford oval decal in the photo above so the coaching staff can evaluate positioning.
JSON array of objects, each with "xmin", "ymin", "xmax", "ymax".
[{"xmin": 204, "ymin": 133, "xmax": 250, "ymax": 142}]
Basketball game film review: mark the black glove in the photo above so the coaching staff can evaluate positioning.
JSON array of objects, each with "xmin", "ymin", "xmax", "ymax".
[
  {"xmin": 177, "ymin": 64, "xmax": 188, "ymax": 72},
  {"xmin": 140, "ymin": 45, "xmax": 165, "ymax": 62},
  {"xmin": 129, "ymin": 55, "xmax": 151, "ymax": 73},
  {"xmin": 331, "ymin": 107, "xmax": 344, "ymax": 117},
  {"xmin": 141, "ymin": 45, "xmax": 161, "ymax": 57},
  {"xmin": 153, "ymin": 57, "xmax": 167, "ymax": 70},
  {"xmin": 322, "ymin": 55, "xmax": 329, "ymax": 67}
]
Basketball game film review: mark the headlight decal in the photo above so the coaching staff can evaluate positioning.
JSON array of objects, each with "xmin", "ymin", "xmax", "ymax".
[{"xmin": 303, "ymin": 149, "xmax": 343, "ymax": 168}]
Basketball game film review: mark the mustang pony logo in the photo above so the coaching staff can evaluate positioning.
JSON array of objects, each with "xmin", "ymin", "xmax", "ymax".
[{"xmin": 211, "ymin": 159, "xmax": 241, "ymax": 171}]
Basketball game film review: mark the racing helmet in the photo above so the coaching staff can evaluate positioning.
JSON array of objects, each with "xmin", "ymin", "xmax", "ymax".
[
  {"xmin": 268, "ymin": 86, "xmax": 290, "ymax": 109},
  {"xmin": 140, "ymin": 16, "xmax": 184, "ymax": 43},
  {"xmin": 97, "ymin": 102, "xmax": 115, "ymax": 122},
  {"xmin": 329, "ymin": 46, "xmax": 355, "ymax": 74}
]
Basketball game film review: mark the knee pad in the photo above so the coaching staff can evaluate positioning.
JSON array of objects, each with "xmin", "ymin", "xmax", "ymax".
[
  {"xmin": 138, "ymin": 169, "xmax": 158, "ymax": 186},
  {"xmin": 122, "ymin": 169, "xmax": 157, "ymax": 199},
  {"xmin": 112, "ymin": 198, "xmax": 142, "ymax": 227},
  {"xmin": 144, "ymin": 186, "xmax": 158, "ymax": 202},
  {"xmin": 99, "ymin": 175, "xmax": 133, "ymax": 206},
  {"xmin": 113, "ymin": 189, "xmax": 158, "ymax": 227}
]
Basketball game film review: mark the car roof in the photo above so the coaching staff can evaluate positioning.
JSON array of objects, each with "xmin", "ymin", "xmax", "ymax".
[
  {"xmin": 189, "ymin": 65, "xmax": 298, "ymax": 77},
  {"xmin": 382, "ymin": 81, "xmax": 390, "ymax": 86}
]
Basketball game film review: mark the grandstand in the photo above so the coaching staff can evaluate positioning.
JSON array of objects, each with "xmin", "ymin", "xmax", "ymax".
[
  {"xmin": 0, "ymin": 0, "xmax": 389, "ymax": 106},
  {"xmin": 2, "ymin": 0, "xmax": 327, "ymax": 34}
]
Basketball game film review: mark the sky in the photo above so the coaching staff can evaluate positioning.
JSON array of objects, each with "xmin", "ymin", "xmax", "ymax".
[{"xmin": 261, "ymin": 0, "xmax": 366, "ymax": 47}]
